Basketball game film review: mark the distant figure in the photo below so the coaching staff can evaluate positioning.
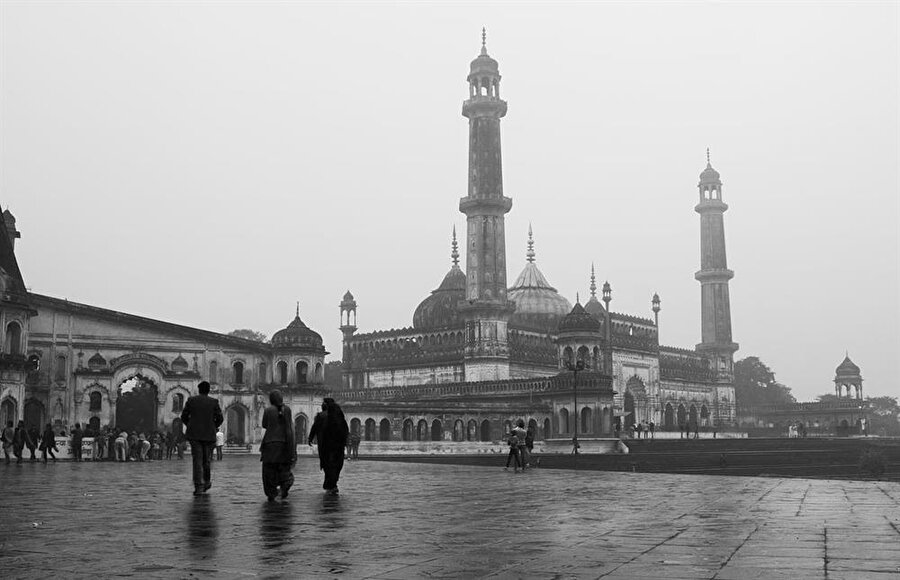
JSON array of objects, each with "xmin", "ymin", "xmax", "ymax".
[
  {"xmin": 349, "ymin": 431, "xmax": 361, "ymax": 460},
  {"xmin": 215, "ymin": 428, "xmax": 225, "ymax": 461},
  {"xmin": 648, "ymin": 421, "xmax": 655, "ymax": 440},
  {"xmin": 1, "ymin": 421, "xmax": 14, "ymax": 464},
  {"xmin": 635, "ymin": 422, "xmax": 643, "ymax": 440},
  {"xmin": 71, "ymin": 423, "xmax": 84, "ymax": 462},
  {"xmin": 26, "ymin": 425, "xmax": 39, "ymax": 461},
  {"xmin": 308, "ymin": 397, "xmax": 349, "ymax": 495},
  {"xmin": 139, "ymin": 433, "xmax": 151, "ymax": 461},
  {"xmin": 13, "ymin": 421, "xmax": 32, "ymax": 464},
  {"xmin": 260, "ymin": 390, "xmax": 296, "ymax": 501},
  {"xmin": 115, "ymin": 430, "xmax": 128, "ymax": 462},
  {"xmin": 512, "ymin": 420, "xmax": 527, "ymax": 469},
  {"xmin": 504, "ymin": 431, "xmax": 522, "ymax": 472},
  {"xmin": 40, "ymin": 423, "xmax": 58, "ymax": 463},
  {"xmin": 692, "ymin": 420, "xmax": 699, "ymax": 440},
  {"xmin": 180, "ymin": 381, "xmax": 224, "ymax": 496},
  {"xmin": 523, "ymin": 427, "xmax": 534, "ymax": 467}
]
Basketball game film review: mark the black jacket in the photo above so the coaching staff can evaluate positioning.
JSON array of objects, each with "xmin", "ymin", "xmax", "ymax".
[{"xmin": 180, "ymin": 394, "xmax": 224, "ymax": 442}]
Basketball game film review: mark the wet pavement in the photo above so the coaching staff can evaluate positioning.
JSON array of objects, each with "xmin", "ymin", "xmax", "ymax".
[{"xmin": 0, "ymin": 456, "xmax": 898, "ymax": 579}]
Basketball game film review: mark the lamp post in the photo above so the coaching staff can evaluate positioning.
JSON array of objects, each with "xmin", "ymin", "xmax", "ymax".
[{"xmin": 566, "ymin": 359, "xmax": 586, "ymax": 462}]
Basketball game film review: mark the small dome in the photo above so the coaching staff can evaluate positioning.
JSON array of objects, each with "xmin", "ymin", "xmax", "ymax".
[
  {"xmin": 584, "ymin": 296, "xmax": 606, "ymax": 318},
  {"xmin": 700, "ymin": 163, "xmax": 720, "ymax": 182},
  {"xmin": 88, "ymin": 352, "xmax": 106, "ymax": 370},
  {"xmin": 272, "ymin": 312, "xmax": 324, "ymax": 349},
  {"xmin": 558, "ymin": 302, "xmax": 601, "ymax": 334},
  {"xmin": 470, "ymin": 52, "xmax": 499, "ymax": 75},
  {"xmin": 835, "ymin": 355, "xmax": 861, "ymax": 378},
  {"xmin": 508, "ymin": 263, "xmax": 571, "ymax": 331},
  {"xmin": 342, "ymin": 290, "xmax": 354, "ymax": 301},
  {"xmin": 413, "ymin": 266, "xmax": 466, "ymax": 330}
]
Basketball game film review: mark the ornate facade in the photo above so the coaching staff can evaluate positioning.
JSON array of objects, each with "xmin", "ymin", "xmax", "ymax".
[{"xmin": 335, "ymin": 34, "xmax": 738, "ymax": 443}]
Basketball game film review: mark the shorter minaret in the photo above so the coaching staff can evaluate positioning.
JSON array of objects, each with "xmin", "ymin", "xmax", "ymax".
[
  {"xmin": 339, "ymin": 291, "xmax": 357, "ymax": 388},
  {"xmin": 652, "ymin": 293, "xmax": 661, "ymax": 328},
  {"xmin": 695, "ymin": 149, "xmax": 739, "ymax": 380}
]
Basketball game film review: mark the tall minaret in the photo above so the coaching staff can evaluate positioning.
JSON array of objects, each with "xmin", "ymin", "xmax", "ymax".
[
  {"xmin": 695, "ymin": 149, "xmax": 739, "ymax": 380},
  {"xmin": 458, "ymin": 29, "xmax": 515, "ymax": 381}
]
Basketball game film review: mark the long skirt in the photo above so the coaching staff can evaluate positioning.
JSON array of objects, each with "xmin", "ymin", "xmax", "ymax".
[{"xmin": 260, "ymin": 442, "xmax": 294, "ymax": 499}]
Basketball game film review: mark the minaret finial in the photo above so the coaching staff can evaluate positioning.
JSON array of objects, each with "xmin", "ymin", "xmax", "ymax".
[
  {"xmin": 590, "ymin": 263, "xmax": 597, "ymax": 297},
  {"xmin": 451, "ymin": 225, "xmax": 460, "ymax": 267},
  {"xmin": 576, "ymin": 292, "xmax": 580, "ymax": 304},
  {"xmin": 706, "ymin": 147, "xmax": 711, "ymax": 167},
  {"xmin": 526, "ymin": 223, "xmax": 535, "ymax": 263},
  {"xmin": 296, "ymin": 301, "xmax": 300, "ymax": 317},
  {"xmin": 481, "ymin": 27, "xmax": 487, "ymax": 55}
]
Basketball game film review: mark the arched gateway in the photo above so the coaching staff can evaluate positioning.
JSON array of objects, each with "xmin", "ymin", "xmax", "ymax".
[{"xmin": 115, "ymin": 375, "xmax": 158, "ymax": 434}]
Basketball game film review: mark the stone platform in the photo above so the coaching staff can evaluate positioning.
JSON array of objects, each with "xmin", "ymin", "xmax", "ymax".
[{"xmin": 0, "ymin": 456, "xmax": 898, "ymax": 578}]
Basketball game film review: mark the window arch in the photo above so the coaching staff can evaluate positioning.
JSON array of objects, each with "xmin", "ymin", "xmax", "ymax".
[
  {"xmin": 296, "ymin": 361, "xmax": 308, "ymax": 384},
  {"xmin": 430, "ymin": 419, "xmax": 442, "ymax": 442},
  {"xmin": 232, "ymin": 361, "xmax": 244, "ymax": 384},
  {"xmin": 559, "ymin": 408, "xmax": 570, "ymax": 434},
  {"xmin": 379, "ymin": 418, "xmax": 391, "ymax": 441},
  {"xmin": 581, "ymin": 407, "xmax": 592, "ymax": 434},
  {"xmin": 172, "ymin": 393, "xmax": 185, "ymax": 413},
  {"xmin": 563, "ymin": 346, "xmax": 574, "ymax": 366},
  {"xmin": 208, "ymin": 360, "xmax": 218, "ymax": 383},
  {"xmin": 55, "ymin": 355, "xmax": 67, "ymax": 381},
  {"xmin": 277, "ymin": 361, "xmax": 288, "ymax": 385},
  {"xmin": 364, "ymin": 418, "xmax": 376, "ymax": 441},
  {"xmin": 577, "ymin": 346, "xmax": 590, "ymax": 365},
  {"xmin": 417, "ymin": 419, "xmax": 428, "ymax": 441},
  {"xmin": 315, "ymin": 362, "xmax": 323, "ymax": 382},
  {"xmin": 480, "ymin": 419, "xmax": 491, "ymax": 441},
  {"xmin": 350, "ymin": 418, "xmax": 361, "ymax": 436},
  {"xmin": 402, "ymin": 419, "xmax": 414, "ymax": 441},
  {"xmin": 4, "ymin": 322, "xmax": 21, "ymax": 355},
  {"xmin": 295, "ymin": 414, "xmax": 308, "ymax": 445},
  {"xmin": 467, "ymin": 419, "xmax": 477, "ymax": 441},
  {"xmin": 453, "ymin": 419, "xmax": 465, "ymax": 442},
  {"xmin": 89, "ymin": 391, "xmax": 102, "ymax": 412},
  {"xmin": 258, "ymin": 362, "xmax": 266, "ymax": 385}
]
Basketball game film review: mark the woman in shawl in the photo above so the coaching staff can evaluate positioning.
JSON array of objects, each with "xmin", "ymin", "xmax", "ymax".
[
  {"xmin": 307, "ymin": 397, "xmax": 349, "ymax": 495},
  {"xmin": 260, "ymin": 390, "xmax": 297, "ymax": 501}
]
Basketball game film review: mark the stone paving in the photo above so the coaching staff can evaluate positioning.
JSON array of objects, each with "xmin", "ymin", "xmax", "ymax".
[{"xmin": 0, "ymin": 456, "xmax": 898, "ymax": 579}]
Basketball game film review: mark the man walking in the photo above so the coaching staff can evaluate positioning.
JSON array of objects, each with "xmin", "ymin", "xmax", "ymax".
[
  {"xmin": 180, "ymin": 381, "xmax": 223, "ymax": 496},
  {"xmin": 71, "ymin": 423, "xmax": 84, "ymax": 462},
  {"xmin": 215, "ymin": 428, "xmax": 225, "ymax": 461}
]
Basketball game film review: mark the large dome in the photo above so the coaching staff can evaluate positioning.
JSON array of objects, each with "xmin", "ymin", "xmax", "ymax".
[
  {"xmin": 413, "ymin": 266, "xmax": 466, "ymax": 330},
  {"xmin": 508, "ymin": 263, "xmax": 571, "ymax": 331}
]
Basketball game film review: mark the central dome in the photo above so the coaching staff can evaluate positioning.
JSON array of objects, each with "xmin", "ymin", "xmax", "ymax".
[
  {"xmin": 413, "ymin": 229, "xmax": 467, "ymax": 330},
  {"xmin": 507, "ymin": 227, "xmax": 571, "ymax": 332}
]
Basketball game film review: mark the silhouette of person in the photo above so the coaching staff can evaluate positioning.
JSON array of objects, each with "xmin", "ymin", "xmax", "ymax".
[
  {"xmin": 308, "ymin": 398, "xmax": 349, "ymax": 495},
  {"xmin": 260, "ymin": 390, "xmax": 297, "ymax": 501},
  {"xmin": 180, "ymin": 381, "xmax": 224, "ymax": 496}
]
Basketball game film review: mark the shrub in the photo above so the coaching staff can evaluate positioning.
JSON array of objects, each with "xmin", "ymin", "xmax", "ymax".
[{"xmin": 858, "ymin": 448, "xmax": 886, "ymax": 478}]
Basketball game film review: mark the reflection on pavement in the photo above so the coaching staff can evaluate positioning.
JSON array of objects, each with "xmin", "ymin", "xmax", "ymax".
[
  {"xmin": 186, "ymin": 495, "xmax": 218, "ymax": 559},
  {"xmin": 259, "ymin": 500, "xmax": 295, "ymax": 551}
]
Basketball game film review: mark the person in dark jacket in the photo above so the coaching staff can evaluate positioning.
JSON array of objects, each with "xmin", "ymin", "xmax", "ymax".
[
  {"xmin": 180, "ymin": 381, "xmax": 224, "ymax": 496},
  {"xmin": 308, "ymin": 398, "xmax": 349, "ymax": 495},
  {"xmin": 39, "ymin": 423, "xmax": 58, "ymax": 463},
  {"xmin": 71, "ymin": 423, "xmax": 84, "ymax": 462},
  {"xmin": 260, "ymin": 390, "xmax": 297, "ymax": 501},
  {"xmin": 26, "ymin": 425, "xmax": 39, "ymax": 461},
  {"xmin": 12, "ymin": 421, "xmax": 32, "ymax": 464}
]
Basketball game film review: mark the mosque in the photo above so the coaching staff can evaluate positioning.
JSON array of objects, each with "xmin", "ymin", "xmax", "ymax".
[{"xmin": 0, "ymin": 34, "xmax": 748, "ymax": 448}]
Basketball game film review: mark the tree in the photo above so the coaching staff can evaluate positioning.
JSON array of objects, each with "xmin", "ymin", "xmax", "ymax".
[
  {"xmin": 865, "ymin": 396, "xmax": 900, "ymax": 437},
  {"xmin": 734, "ymin": 356, "xmax": 796, "ymax": 410},
  {"xmin": 324, "ymin": 361, "xmax": 343, "ymax": 389},
  {"xmin": 227, "ymin": 329, "xmax": 267, "ymax": 343}
]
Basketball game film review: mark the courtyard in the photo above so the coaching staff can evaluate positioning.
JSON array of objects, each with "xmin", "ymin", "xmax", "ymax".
[{"xmin": 0, "ymin": 456, "xmax": 898, "ymax": 579}]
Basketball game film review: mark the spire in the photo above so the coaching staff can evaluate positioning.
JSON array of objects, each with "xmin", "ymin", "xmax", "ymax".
[
  {"xmin": 576, "ymin": 292, "xmax": 580, "ymax": 305},
  {"xmin": 526, "ymin": 223, "xmax": 535, "ymax": 263},
  {"xmin": 296, "ymin": 301, "xmax": 300, "ymax": 318},
  {"xmin": 706, "ymin": 147, "xmax": 711, "ymax": 168},
  {"xmin": 451, "ymin": 225, "xmax": 460, "ymax": 267},
  {"xmin": 481, "ymin": 27, "xmax": 487, "ymax": 55},
  {"xmin": 590, "ymin": 263, "xmax": 597, "ymax": 297}
]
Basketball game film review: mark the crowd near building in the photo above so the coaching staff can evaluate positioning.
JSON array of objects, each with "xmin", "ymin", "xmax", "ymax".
[{"xmin": 6, "ymin": 32, "xmax": 842, "ymax": 453}]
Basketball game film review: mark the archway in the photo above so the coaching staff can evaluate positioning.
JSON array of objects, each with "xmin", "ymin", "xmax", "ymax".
[
  {"xmin": 664, "ymin": 403, "xmax": 675, "ymax": 430},
  {"xmin": 689, "ymin": 405, "xmax": 698, "ymax": 428},
  {"xmin": 379, "ymin": 418, "xmax": 391, "ymax": 441},
  {"xmin": 452, "ymin": 419, "xmax": 464, "ymax": 442},
  {"xmin": 430, "ymin": 419, "xmax": 442, "ymax": 441},
  {"xmin": 543, "ymin": 418, "xmax": 551, "ymax": 440},
  {"xmin": 402, "ymin": 419, "xmax": 414, "ymax": 441},
  {"xmin": 24, "ymin": 399, "xmax": 44, "ymax": 430},
  {"xmin": 88, "ymin": 416, "xmax": 101, "ymax": 434},
  {"xmin": 601, "ymin": 408, "xmax": 612, "ymax": 435},
  {"xmin": 580, "ymin": 407, "xmax": 592, "ymax": 434},
  {"xmin": 226, "ymin": 406, "xmax": 246, "ymax": 444},
  {"xmin": 115, "ymin": 376, "xmax": 158, "ymax": 434},
  {"xmin": 676, "ymin": 404, "xmax": 687, "ymax": 428},
  {"xmin": 559, "ymin": 409, "xmax": 569, "ymax": 434},
  {"xmin": 364, "ymin": 418, "xmax": 375, "ymax": 441},
  {"xmin": 295, "ymin": 414, "xmax": 308, "ymax": 444},
  {"xmin": 467, "ymin": 419, "xmax": 477, "ymax": 441},
  {"xmin": 700, "ymin": 405, "xmax": 710, "ymax": 427},
  {"xmin": 0, "ymin": 398, "xmax": 16, "ymax": 428},
  {"xmin": 480, "ymin": 419, "xmax": 491, "ymax": 441},
  {"xmin": 417, "ymin": 419, "xmax": 428, "ymax": 441},
  {"xmin": 350, "ymin": 418, "xmax": 361, "ymax": 435},
  {"xmin": 528, "ymin": 419, "xmax": 538, "ymax": 439}
]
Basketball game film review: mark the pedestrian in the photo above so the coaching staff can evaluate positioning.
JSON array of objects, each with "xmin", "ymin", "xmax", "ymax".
[
  {"xmin": 648, "ymin": 421, "xmax": 655, "ymax": 440},
  {"xmin": 693, "ymin": 420, "xmax": 699, "ymax": 440},
  {"xmin": 71, "ymin": 423, "xmax": 84, "ymax": 462},
  {"xmin": 26, "ymin": 425, "xmax": 39, "ymax": 461},
  {"xmin": 260, "ymin": 390, "xmax": 297, "ymax": 501},
  {"xmin": 349, "ymin": 431, "xmax": 361, "ymax": 460},
  {"xmin": 504, "ymin": 430, "xmax": 522, "ymax": 472},
  {"xmin": 512, "ymin": 419, "xmax": 527, "ymax": 470},
  {"xmin": 40, "ymin": 423, "xmax": 58, "ymax": 463},
  {"xmin": 128, "ymin": 432, "xmax": 139, "ymax": 461},
  {"xmin": 215, "ymin": 428, "xmax": 225, "ymax": 461},
  {"xmin": 12, "ymin": 420, "xmax": 31, "ymax": 464},
  {"xmin": 635, "ymin": 422, "xmax": 643, "ymax": 440},
  {"xmin": 180, "ymin": 380, "xmax": 224, "ymax": 496},
  {"xmin": 1, "ymin": 421, "xmax": 14, "ymax": 464},
  {"xmin": 115, "ymin": 430, "xmax": 128, "ymax": 462},
  {"xmin": 138, "ymin": 433, "xmax": 150, "ymax": 461},
  {"xmin": 523, "ymin": 426, "xmax": 534, "ymax": 467},
  {"xmin": 95, "ymin": 430, "xmax": 106, "ymax": 460},
  {"xmin": 308, "ymin": 397, "xmax": 349, "ymax": 495},
  {"xmin": 165, "ymin": 431, "xmax": 174, "ymax": 460}
]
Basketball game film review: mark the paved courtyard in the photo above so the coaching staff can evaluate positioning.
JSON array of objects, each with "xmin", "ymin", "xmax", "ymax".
[{"xmin": 0, "ymin": 456, "xmax": 898, "ymax": 579}]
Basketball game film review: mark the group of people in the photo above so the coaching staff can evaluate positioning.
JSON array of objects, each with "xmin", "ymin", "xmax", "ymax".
[
  {"xmin": 179, "ymin": 381, "xmax": 349, "ymax": 500},
  {"xmin": 504, "ymin": 419, "xmax": 534, "ymax": 473},
  {"xmin": 1, "ymin": 421, "xmax": 67, "ymax": 464}
]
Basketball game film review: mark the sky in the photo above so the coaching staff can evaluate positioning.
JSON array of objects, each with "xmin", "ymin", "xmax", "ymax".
[{"xmin": 1, "ymin": 1, "xmax": 897, "ymax": 401}]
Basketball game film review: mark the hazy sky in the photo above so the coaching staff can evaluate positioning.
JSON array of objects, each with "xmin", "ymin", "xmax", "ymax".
[{"xmin": 1, "ymin": 2, "xmax": 897, "ymax": 401}]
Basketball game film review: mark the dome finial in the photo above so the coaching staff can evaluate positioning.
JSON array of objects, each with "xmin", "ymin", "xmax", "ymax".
[
  {"xmin": 296, "ymin": 301, "xmax": 300, "ymax": 318},
  {"xmin": 451, "ymin": 225, "xmax": 460, "ymax": 267},
  {"xmin": 706, "ymin": 147, "xmax": 711, "ymax": 168},
  {"xmin": 526, "ymin": 223, "xmax": 535, "ymax": 263},
  {"xmin": 481, "ymin": 27, "xmax": 487, "ymax": 55},
  {"xmin": 590, "ymin": 263, "xmax": 597, "ymax": 297},
  {"xmin": 576, "ymin": 292, "xmax": 580, "ymax": 305}
]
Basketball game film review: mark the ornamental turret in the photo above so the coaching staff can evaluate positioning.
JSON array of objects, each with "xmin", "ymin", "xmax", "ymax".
[
  {"xmin": 695, "ymin": 149, "xmax": 739, "ymax": 380},
  {"xmin": 458, "ymin": 29, "xmax": 515, "ymax": 381}
]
